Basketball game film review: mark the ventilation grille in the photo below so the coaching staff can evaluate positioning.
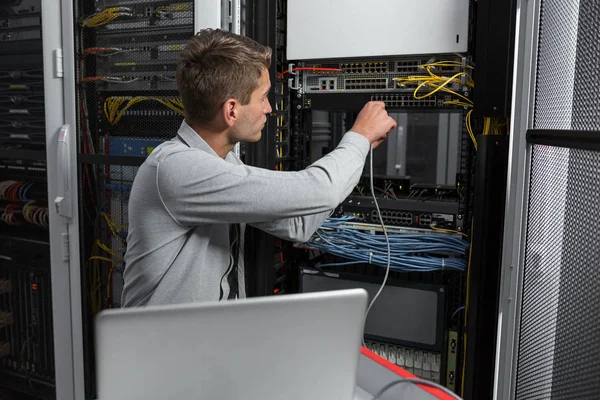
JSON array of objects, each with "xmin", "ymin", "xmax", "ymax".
[
  {"xmin": 533, "ymin": 0, "xmax": 580, "ymax": 129},
  {"xmin": 571, "ymin": 0, "xmax": 600, "ymax": 131},
  {"xmin": 516, "ymin": 145, "xmax": 600, "ymax": 399}
]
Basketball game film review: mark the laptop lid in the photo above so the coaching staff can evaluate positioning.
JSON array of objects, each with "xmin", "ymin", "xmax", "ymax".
[{"xmin": 95, "ymin": 288, "xmax": 368, "ymax": 400}]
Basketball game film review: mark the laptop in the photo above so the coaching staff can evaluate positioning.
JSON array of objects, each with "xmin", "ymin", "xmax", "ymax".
[{"xmin": 95, "ymin": 289, "xmax": 368, "ymax": 400}]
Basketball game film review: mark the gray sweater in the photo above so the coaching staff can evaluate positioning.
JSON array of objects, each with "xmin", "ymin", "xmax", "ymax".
[{"xmin": 121, "ymin": 121, "xmax": 370, "ymax": 307}]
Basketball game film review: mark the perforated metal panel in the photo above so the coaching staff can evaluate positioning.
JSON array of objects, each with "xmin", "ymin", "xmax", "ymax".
[
  {"xmin": 571, "ymin": 0, "xmax": 600, "ymax": 131},
  {"xmin": 516, "ymin": 145, "xmax": 600, "ymax": 399},
  {"xmin": 77, "ymin": 0, "xmax": 194, "ymax": 312},
  {"xmin": 516, "ymin": 145, "xmax": 569, "ymax": 399},
  {"xmin": 81, "ymin": 162, "xmax": 136, "ymax": 310},
  {"xmin": 533, "ymin": 0, "xmax": 580, "ymax": 129}
]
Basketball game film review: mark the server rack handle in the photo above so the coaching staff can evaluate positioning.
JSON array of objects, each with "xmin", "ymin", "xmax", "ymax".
[{"xmin": 54, "ymin": 124, "xmax": 72, "ymax": 220}]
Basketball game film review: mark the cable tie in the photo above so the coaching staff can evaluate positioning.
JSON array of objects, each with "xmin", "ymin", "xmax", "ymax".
[
  {"xmin": 368, "ymin": 251, "xmax": 373, "ymax": 264},
  {"xmin": 442, "ymin": 258, "xmax": 445, "ymax": 271}
]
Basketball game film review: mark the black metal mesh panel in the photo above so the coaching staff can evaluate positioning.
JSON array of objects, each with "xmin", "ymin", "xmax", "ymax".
[
  {"xmin": 0, "ymin": 239, "xmax": 54, "ymax": 385},
  {"xmin": 78, "ymin": 1, "xmax": 192, "ymax": 151},
  {"xmin": 517, "ymin": 145, "xmax": 600, "ymax": 399},
  {"xmin": 0, "ymin": 1, "xmax": 45, "ymax": 148},
  {"xmin": 77, "ymin": 0, "xmax": 195, "ymax": 309},
  {"xmin": 533, "ymin": 0, "xmax": 580, "ymax": 129},
  {"xmin": 550, "ymin": 148, "xmax": 600, "ymax": 398},
  {"xmin": 81, "ymin": 162, "xmax": 135, "ymax": 310},
  {"xmin": 516, "ymin": 145, "xmax": 569, "ymax": 399},
  {"xmin": 571, "ymin": 0, "xmax": 600, "ymax": 131},
  {"xmin": 76, "ymin": 2, "xmax": 194, "ymax": 396}
]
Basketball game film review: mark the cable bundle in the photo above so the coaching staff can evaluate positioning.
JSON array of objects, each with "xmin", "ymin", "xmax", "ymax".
[
  {"xmin": 80, "ymin": 7, "xmax": 133, "ymax": 27},
  {"xmin": 307, "ymin": 217, "xmax": 469, "ymax": 272},
  {"xmin": 103, "ymin": 96, "xmax": 184, "ymax": 125},
  {"xmin": 0, "ymin": 203, "xmax": 47, "ymax": 228},
  {"xmin": 0, "ymin": 181, "xmax": 49, "ymax": 228},
  {"xmin": 482, "ymin": 116, "xmax": 509, "ymax": 135},
  {"xmin": 156, "ymin": 4, "xmax": 192, "ymax": 13},
  {"xmin": 82, "ymin": 47, "xmax": 129, "ymax": 57},
  {"xmin": 22, "ymin": 201, "xmax": 49, "ymax": 228},
  {"xmin": 393, "ymin": 60, "xmax": 474, "ymax": 105},
  {"xmin": 1, "ymin": 204, "xmax": 21, "ymax": 225},
  {"xmin": 88, "ymin": 213, "xmax": 127, "ymax": 314},
  {"xmin": 80, "ymin": 76, "xmax": 141, "ymax": 84},
  {"xmin": 0, "ymin": 180, "xmax": 36, "ymax": 202},
  {"xmin": 393, "ymin": 60, "xmax": 478, "ymax": 150}
]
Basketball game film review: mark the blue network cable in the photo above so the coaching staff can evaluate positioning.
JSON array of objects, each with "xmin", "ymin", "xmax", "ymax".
[{"xmin": 307, "ymin": 216, "xmax": 469, "ymax": 272}]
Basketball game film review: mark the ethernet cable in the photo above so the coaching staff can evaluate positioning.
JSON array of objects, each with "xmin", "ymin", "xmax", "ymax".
[
  {"xmin": 372, "ymin": 377, "xmax": 462, "ymax": 400},
  {"xmin": 309, "ymin": 220, "xmax": 469, "ymax": 271},
  {"xmin": 363, "ymin": 144, "xmax": 391, "ymax": 346},
  {"xmin": 80, "ymin": 7, "xmax": 133, "ymax": 27}
]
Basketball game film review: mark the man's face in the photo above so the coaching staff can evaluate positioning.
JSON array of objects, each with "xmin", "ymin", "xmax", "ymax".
[{"xmin": 230, "ymin": 68, "xmax": 272, "ymax": 143}]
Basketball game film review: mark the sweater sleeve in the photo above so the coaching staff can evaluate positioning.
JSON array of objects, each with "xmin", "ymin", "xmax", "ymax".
[
  {"xmin": 249, "ymin": 209, "xmax": 334, "ymax": 243},
  {"xmin": 155, "ymin": 131, "xmax": 370, "ymax": 226}
]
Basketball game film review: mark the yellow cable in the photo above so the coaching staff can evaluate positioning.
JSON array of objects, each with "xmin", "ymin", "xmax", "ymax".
[
  {"xmin": 421, "ymin": 61, "xmax": 474, "ymax": 70},
  {"xmin": 88, "ymin": 256, "xmax": 116, "ymax": 263},
  {"xmin": 466, "ymin": 110, "xmax": 477, "ymax": 150},
  {"xmin": 443, "ymin": 100, "xmax": 473, "ymax": 108},
  {"xmin": 156, "ymin": 4, "xmax": 191, "ymax": 12},
  {"xmin": 430, "ymin": 225, "xmax": 468, "ymax": 237},
  {"xmin": 81, "ymin": 7, "xmax": 130, "ymax": 27},
  {"xmin": 393, "ymin": 73, "xmax": 474, "ymax": 104},
  {"xmin": 95, "ymin": 240, "xmax": 122, "ymax": 258},
  {"xmin": 104, "ymin": 97, "xmax": 184, "ymax": 125},
  {"xmin": 461, "ymin": 217, "xmax": 475, "ymax": 397}
]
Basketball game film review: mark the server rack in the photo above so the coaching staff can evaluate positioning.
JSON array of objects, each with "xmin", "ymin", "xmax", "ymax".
[
  {"xmin": 245, "ymin": 1, "xmax": 516, "ymax": 398},
  {"xmin": 0, "ymin": 1, "xmax": 56, "ymax": 398},
  {"xmin": 41, "ymin": 1, "xmax": 244, "ymax": 399},
  {"xmin": 36, "ymin": 0, "xmax": 519, "ymax": 399}
]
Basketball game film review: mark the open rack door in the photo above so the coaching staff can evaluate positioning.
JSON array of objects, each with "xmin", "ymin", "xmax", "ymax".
[{"xmin": 496, "ymin": 0, "xmax": 600, "ymax": 398}]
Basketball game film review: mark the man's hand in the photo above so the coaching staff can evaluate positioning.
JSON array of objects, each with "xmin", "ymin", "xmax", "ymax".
[{"xmin": 350, "ymin": 101, "xmax": 397, "ymax": 149}]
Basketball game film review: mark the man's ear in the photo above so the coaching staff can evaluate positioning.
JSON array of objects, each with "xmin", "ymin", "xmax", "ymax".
[{"xmin": 221, "ymin": 98, "xmax": 239, "ymax": 128}]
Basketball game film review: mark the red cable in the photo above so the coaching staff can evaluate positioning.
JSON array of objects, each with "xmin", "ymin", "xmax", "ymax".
[
  {"xmin": 83, "ymin": 47, "xmax": 119, "ymax": 56},
  {"xmin": 277, "ymin": 67, "xmax": 342, "ymax": 79}
]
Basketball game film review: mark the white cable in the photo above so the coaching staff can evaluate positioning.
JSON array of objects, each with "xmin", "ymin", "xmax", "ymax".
[
  {"xmin": 372, "ymin": 377, "xmax": 462, "ymax": 400},
  {"xmin": 362, "ymin": 145, "xmax": 391, "ymax": 347}
]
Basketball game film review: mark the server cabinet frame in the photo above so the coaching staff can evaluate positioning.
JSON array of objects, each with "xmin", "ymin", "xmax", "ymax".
[
  {"xmin": 493, "ymin": 0, "xmax": 540, "ymax": 398},
  {"xmin": 41, "ymin": 0, "xmax": 86, "ymax": 399}
]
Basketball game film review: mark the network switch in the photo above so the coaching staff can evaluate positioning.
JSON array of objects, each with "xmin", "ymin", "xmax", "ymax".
[
  {"xmin": 300, "ymin": 57, "xmax": 464, "ymax": 93},
  {"xmin": 85, "ymin": 1, "xmax": 193, "ymax": 31},
  {"xmin": 94, "ymin": 28, "xmax": 191, "ymax": 47},
  {"xmin": 93, "ymin": 44, "xmax": 186, "ymax": 66},
  {"xmin": 0, "ymin": 29, "xmax": 40, "ymax": 42},
  {"xmin": 87, "ymin": 74, "xmax": 178, "ymax": 91},
  {"xmin": 102, "ymin": 136, "xmax": 164, "ymax": 157},
  {"xmin": 334, "ymin": 196, "xmax": 462, "ymax": 230},
  {"xmin": 0, "ymin": 0, "xmax": 41, "ymax": 15},
  {"xmin": 364, "ymin": 340, "xmax": 442, "ymax": 383},
  {"xmin": 0, "ymin": 105, "xmax": 44, "ymax": 118},
  {"xmin": 294, "ymin": 56, "xmax": 471, "ymax": 110},
  {"xmin": 98, "ymin": 61, "xmax": 178, "ymax": 74},
  {"xmin": 0, "ymin": 117, "xmax": 45, "ymax": 144},
  {"xmin": 0, "ymin": 15, "xmax": 41, "ymax": 30}
]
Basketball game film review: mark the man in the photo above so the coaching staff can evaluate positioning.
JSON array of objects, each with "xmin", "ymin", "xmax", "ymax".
[{"xmin": 121, "ymin": 29, "xmax": 396, "ymax": 307}]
